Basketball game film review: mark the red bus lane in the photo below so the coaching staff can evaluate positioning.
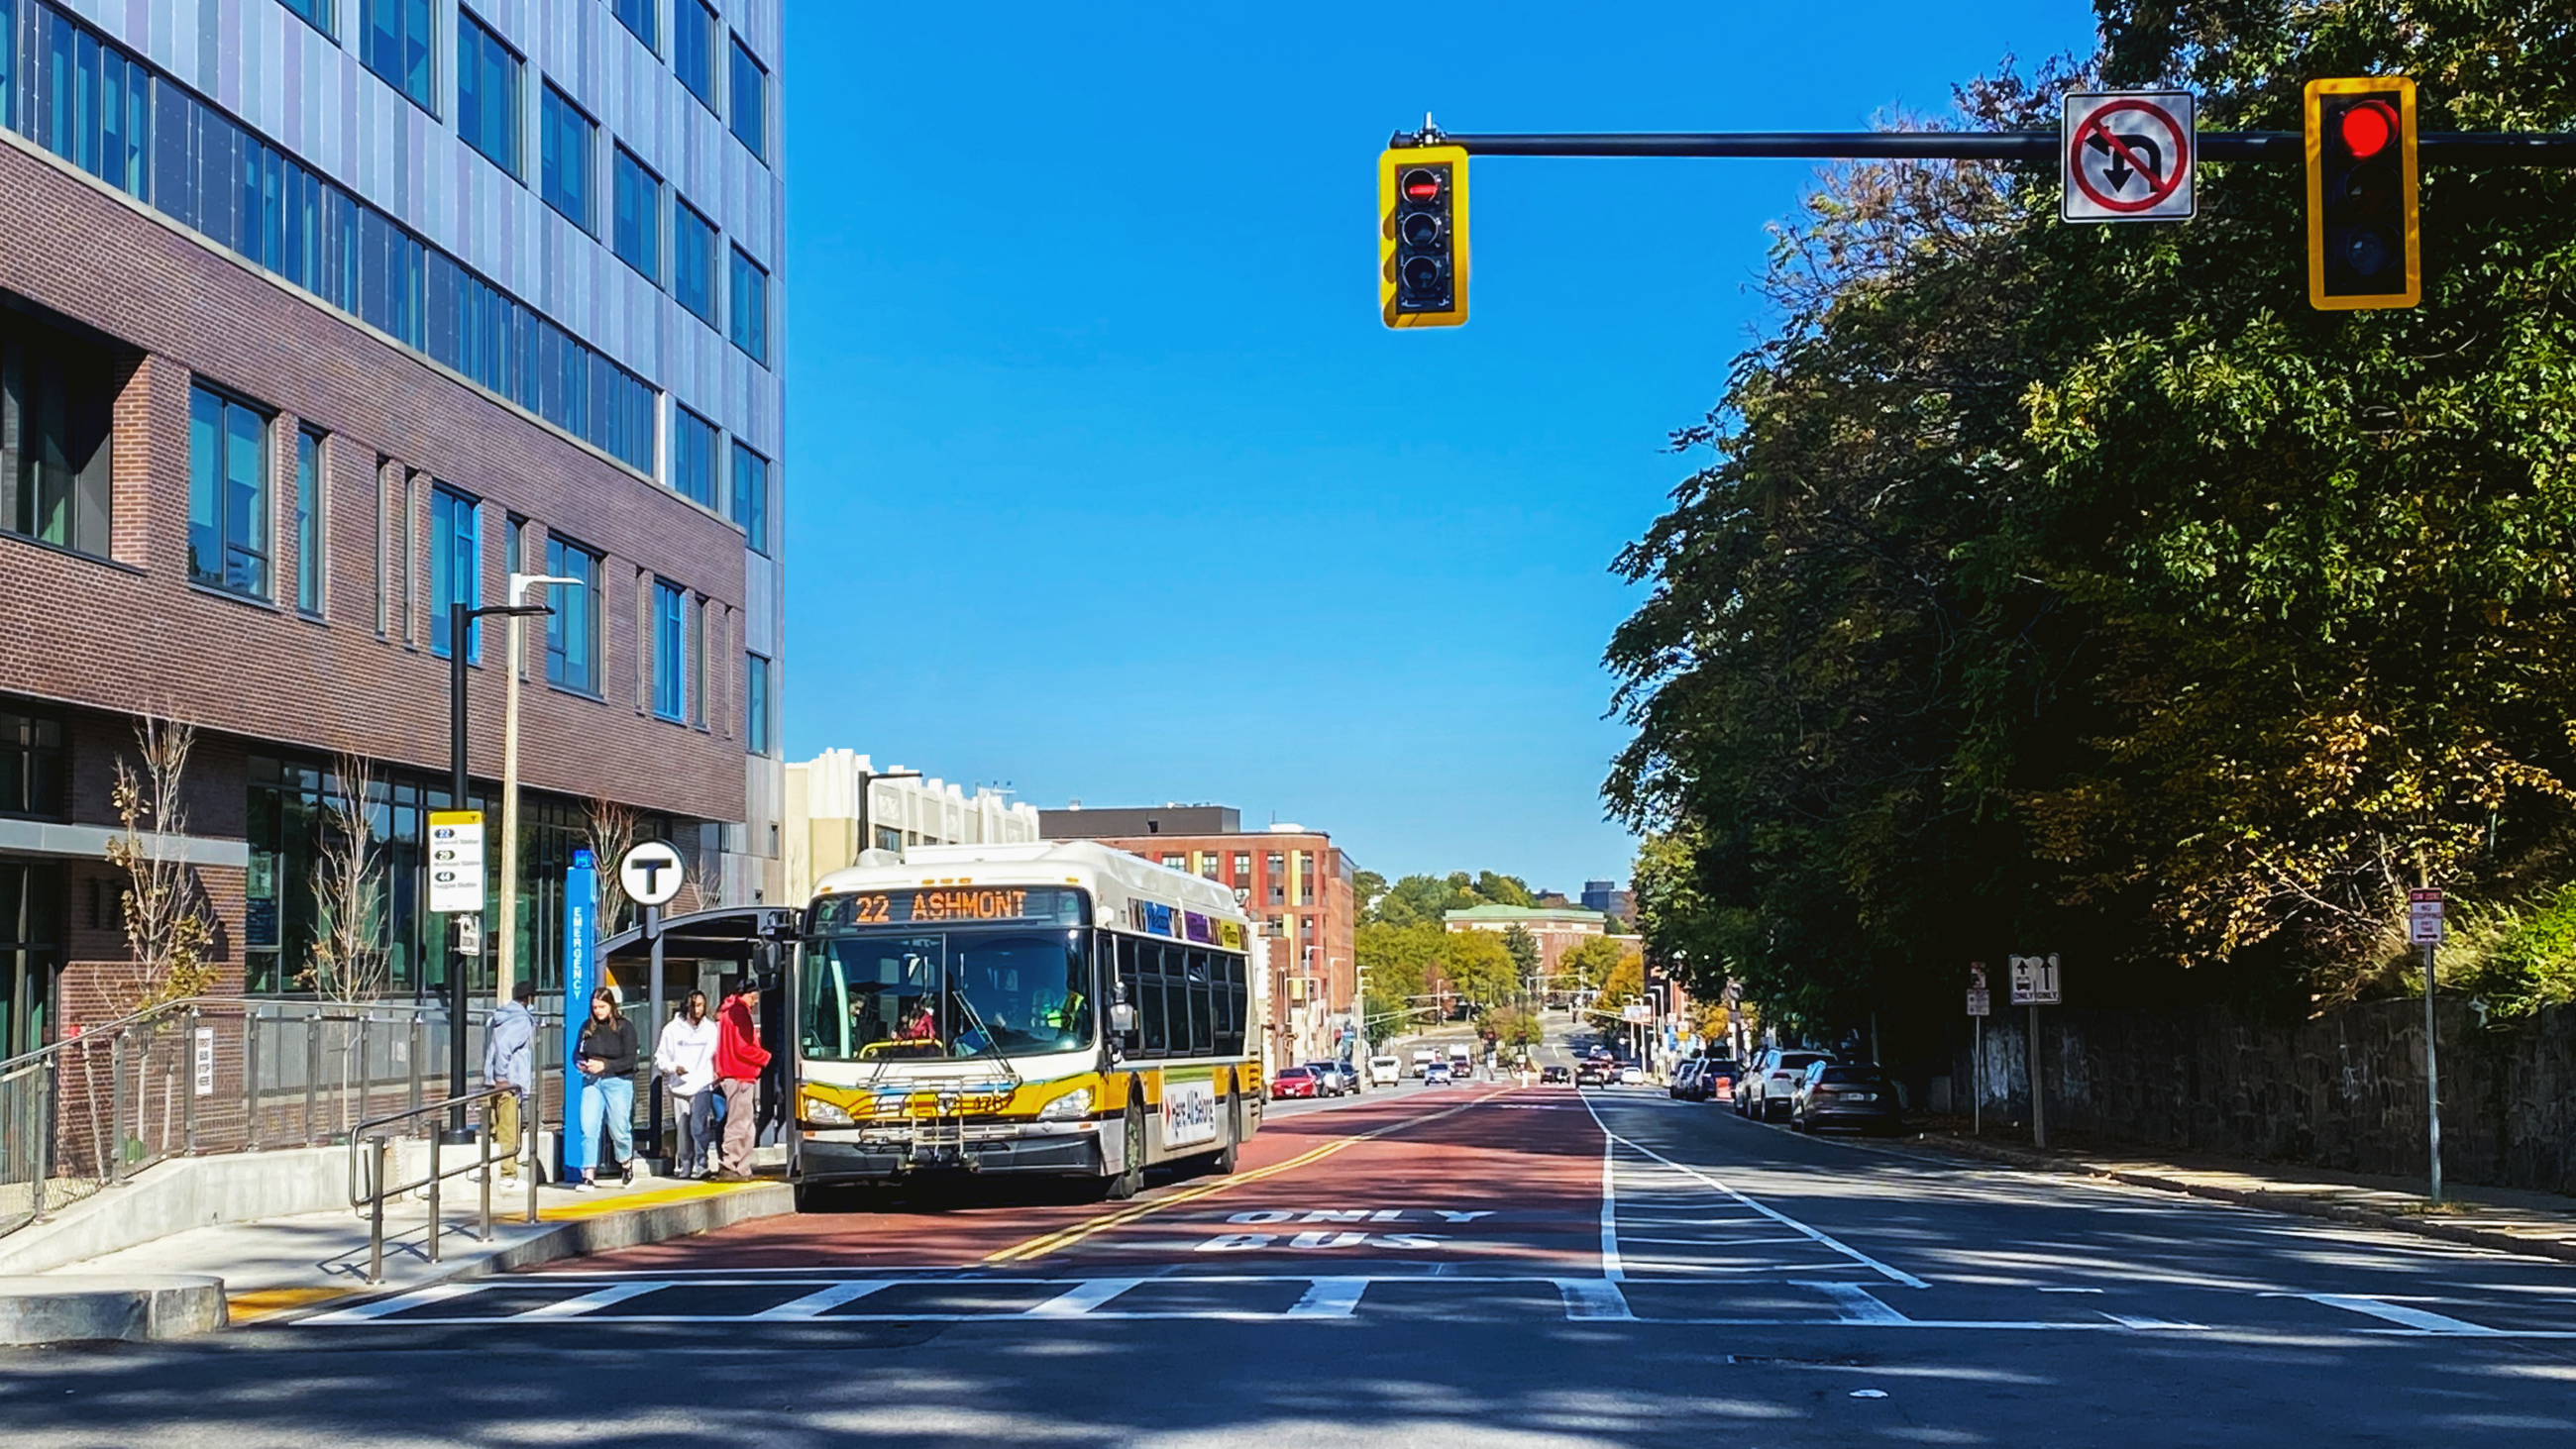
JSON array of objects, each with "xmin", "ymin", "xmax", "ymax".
[{"xmin": 530, "ymin": 1085, "xmax": 1597, "ymax": 1278}]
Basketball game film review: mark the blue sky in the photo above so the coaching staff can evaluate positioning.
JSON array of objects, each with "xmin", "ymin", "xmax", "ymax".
[{"xmin": 778, "ymin": 2, "xmax": 2102, "ymax": 894}]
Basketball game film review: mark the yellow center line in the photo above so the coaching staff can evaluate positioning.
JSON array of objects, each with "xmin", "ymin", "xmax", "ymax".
[{"xmin": 983, "ymin": 1086, "xmax": 1520, "ymax": 1265}]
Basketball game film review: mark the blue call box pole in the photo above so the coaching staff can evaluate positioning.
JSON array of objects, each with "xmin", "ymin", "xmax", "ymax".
[{"xmin": 561, "ymin": 849, "xmax": 599, "ymax": 1181}]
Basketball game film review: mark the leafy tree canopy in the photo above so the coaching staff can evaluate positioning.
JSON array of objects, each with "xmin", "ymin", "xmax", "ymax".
[{"xmin": 1606, "ymin": 1, "xmax": 2576, "ymax": 1028}]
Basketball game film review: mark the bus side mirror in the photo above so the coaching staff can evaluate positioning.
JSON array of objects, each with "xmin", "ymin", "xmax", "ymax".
[{"xmin": 1111, "ymin": 1002, "xmax": 1138, "ymax": 1035}]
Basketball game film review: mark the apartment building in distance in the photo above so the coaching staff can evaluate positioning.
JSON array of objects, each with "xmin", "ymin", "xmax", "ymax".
[
  {"xmin": 0, "ymin": 0, "xmax": 787, "ymax": 1059},
  {"xmin": 782, "ymin": 750, "xmax": 1042, "ymax": 904},
  {"xmin": 1038, "ymin": 804, "xmax": 1357, "ymax": 1069},
  {"xmin": 1444, "ymin": 903, "xmax": 1623, "ymax": 983}
]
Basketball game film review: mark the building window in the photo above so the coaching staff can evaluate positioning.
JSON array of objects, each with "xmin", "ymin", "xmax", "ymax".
[
  {"xmin": 673, "ymin": 405, "xmax": 720, "ymax": 507},
  {"xmin": 294, "ymin": 429, "xmax": 325, "ymax": 614},
  {"xmin": 543, "ymin": 536, "xmax": 601, "ymax": 694},
  {"xmin": 652, "ymin": 579, "xmax": 686, "ymax": 721},
  {"xmin": 745, "ymin": 654, "xmax": 771, "ymax": 756},
  {"xmin": 610, "ymin": 0, "xmax": 655, "ymax": 52},
  {"xmin": 430, "ymin": 484, "xmax": 482, "ymax": 661},
  {"xmin": 1160, "ymin": 854, "xmax": 1184, "ymax": 871},
  {"xmin": 24, "ymin": 5, "xmax": 153, "ymax": 200},
  {"xmin": 1, "ymin": 309, "xmax": 117, "ymax": 560},
  {"xmin": 0, "ymin": 707, "xmax": 65, "ymax": 819},
  {"xmin": 456, "ymin": 10, "xmax": 521, "ymax": 178},
  {"xmin": 540, "ymin": 84, "xmax": 596, "ymax": 232},
  {"xmin": 186, "ymin": 384, "xmax": 269, "ymax": 598},
  {"xmin": 1198, "ymin": 853, "xmax": 1220, "ymax": 880},
  {"xmin": 1299, "ymin": 852, "xmax": 1317, "ymax": 904},
  {"xmin": 1233, "ymin": 852, "xmax": 1251, "ymax": 885},
  {"xmin": 361, "ymin": 0, "xmax": 436, "ymax": 113},
  {"xmin": 673, "ymin": 199, "xmax": 717, "ymax": 327},
  {"xmin": 728, "ymin": 35, "xmax": 767, "ymax": 160},
  {"xmin": 674, "ymin": 0, "xmax": 717, "ymax": 111},
  {"xmin": 281, "ymin": 0, "xmax": 335, "ymax": 39},
  {"xmin": 729, "ymin": 441, "xmax": 767, "ymax": 554},
  {"xmin": 728, "ymin": 248, "xmax": 768, "ymax": 363},
  {"xmin": 611, "ymin": 147, "xmax": 661, "ymax": 283},
  {"xmin": 1266, "ymin": 852, "xmax": 1285, "ymax": 905}
]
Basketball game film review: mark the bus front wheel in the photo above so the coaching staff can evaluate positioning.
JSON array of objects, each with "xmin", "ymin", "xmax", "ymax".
[{"xmin": 1105, "ymin": 1095, "xmax": 1146, "ymax": 1200}]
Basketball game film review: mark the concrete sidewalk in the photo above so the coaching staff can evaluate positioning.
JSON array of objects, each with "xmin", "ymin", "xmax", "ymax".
[
  {"xmin": 12, "ymin": 1170, "xmax": 792, "ymax": 1340},
  {"xmin": 1910, "ymin": 1128, "xmax": 2576, "ymax": 1263}
]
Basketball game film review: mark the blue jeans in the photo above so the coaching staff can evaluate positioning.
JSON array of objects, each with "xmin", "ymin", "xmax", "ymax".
[
  {"xmin": 675, "ymin": 1088, "xmax": 716, "ymax": 1176},
  {"xmin": 583, "ymin": 1074, "xmax": 635, "ymax": 1175}
]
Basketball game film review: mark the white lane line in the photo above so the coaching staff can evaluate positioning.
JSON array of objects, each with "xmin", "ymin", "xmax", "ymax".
[
  {"xmin": 748, "ymin": 1281, "xmax": 897, "ymax": 1320},
  {"xmin": 302, "ymin": 1282, "xmax": 494, "ymax": 1323},
  {"xmin": 1795, "ymin": 1280, "xmax": 1910, "ymax": 1325},
  {"xmin": 1556, "ymin": 1278, "xmax": 1635, "ymax": 1320},
  {"xmin": 512, "ymin": 1283, "xmax": 670, "ymax": 1319},
  {"xmin": 1598, "ymin": 1128, "xmax": 1625, "ymax": 1283},
  {"xmin": 1284, "ymin": 1278, "xmax": 1371, "ymax": 1318},
  {"xmin": 2100, "ymin": 1311, "xmax": 2203, "ymax": 1330},
  {"xmin": 2301, "ymin": 1294, "xmax": 2501, "ymax": 1335},
  {"xmin": 1626, "ymin": 1261, "xmax": 1855, "ymax": 1276},
  {"xmin": 1578, "ymin": 1093, "xmax": 1929, "ymax": 1290},
  {"xmin": 1021, "ymin": 1278, "xmax": 1145, "ymax": 1317},
  {"xmin": 1619, "ymin": 1235, "xmax": 1816, "ymax": 1247}
]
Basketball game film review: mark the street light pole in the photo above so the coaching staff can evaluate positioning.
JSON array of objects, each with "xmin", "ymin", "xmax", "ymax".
[
  {"xmin": 445, "ymin": 597, "xmax": 553, "ymax": 1143},
  {"xmin": 494, "ymin": 573, "xmax": 580, "ymax": 1008},
  {"xmin": 853, "ymin": 766, "xmax": 924, "ymax": 864}
]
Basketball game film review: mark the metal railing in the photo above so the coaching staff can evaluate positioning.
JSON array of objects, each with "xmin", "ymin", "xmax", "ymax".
[
  {"xmin": 0, "ymin": 994, "xmax": 580, "ymax": 1242},
  {"xmin": 347, "ymin": 1087, "xmax": 538, "ymax": 1284}
]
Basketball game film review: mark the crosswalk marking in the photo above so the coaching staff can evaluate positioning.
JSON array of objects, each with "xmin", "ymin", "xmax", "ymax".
[
  {"xmin": 2301, "ymin": 1294, "xmax": 2499, "ymax": 1335},
  {"xmin": 511, "ymin": 1283, "xmax": 669, "ymax": 1319},
  {"xmin": 1285, "ymin": 1277, "xmax": 1370, "ymax": 1318},
  {"xmin": 1022, "ymin": 1278, "xmax": 1145, "ymax": 1317},
  {"xmin": 748, "ymin": 1281, "xmax": 895, "ymax": 1320},
  {"xmin": 303, "ymin": 1283, "xmax": 491, "ymax": 1323},
  {"xmin": 1556, "ymin": 1278, "xmax": 1633, "ymax": 1320},
  {"xmin": 1795, "ymin": 1280, "xmax": 1909, "ymax": 1325}
]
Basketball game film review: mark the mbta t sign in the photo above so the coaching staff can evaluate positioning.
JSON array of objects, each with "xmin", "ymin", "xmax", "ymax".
[{"xmin": 617, "ymin": 840, "xmax": 686, "ymax": 908}]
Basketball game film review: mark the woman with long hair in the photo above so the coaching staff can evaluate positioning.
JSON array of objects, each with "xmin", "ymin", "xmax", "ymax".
[{"xmin": 575, "ymin": 986, "xmax": 639, "ymax": 1189}]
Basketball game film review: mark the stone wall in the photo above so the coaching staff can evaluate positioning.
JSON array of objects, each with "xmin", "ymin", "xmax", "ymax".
[{"xmin": 1950, "ymin": 998, "xmax": 2576, "ymax": 1195}]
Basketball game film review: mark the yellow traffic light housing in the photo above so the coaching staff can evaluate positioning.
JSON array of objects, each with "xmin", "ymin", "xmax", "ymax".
[
  {"xmin": 2305, "ymin": 76, "xmax": 2418, "ymax": 310},
  {"xmin": 1380, "ymin": 145, "xmax": 1468, "ymax": 328}
]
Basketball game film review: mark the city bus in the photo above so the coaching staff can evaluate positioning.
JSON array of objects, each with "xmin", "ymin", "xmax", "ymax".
[{"xmin": 788, "ymin": 840, "xmax": 1262, "ymax": 1203}]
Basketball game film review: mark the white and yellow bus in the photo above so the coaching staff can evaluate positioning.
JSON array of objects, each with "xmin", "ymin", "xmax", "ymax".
[{"xmin": 789, "ymin": 840, "xmax": 1262, "ymax": 1201}]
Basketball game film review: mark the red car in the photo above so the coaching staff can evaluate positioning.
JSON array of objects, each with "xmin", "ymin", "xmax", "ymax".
[{"xmin": 1271, "ymin": 1066, "xmax": 1321, "ymax": 1100}]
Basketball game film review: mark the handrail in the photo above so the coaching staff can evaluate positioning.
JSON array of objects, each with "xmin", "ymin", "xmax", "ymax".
[{"xmin": 348, "ymin": 1085, "xmax": 540, "ymax": 1284}]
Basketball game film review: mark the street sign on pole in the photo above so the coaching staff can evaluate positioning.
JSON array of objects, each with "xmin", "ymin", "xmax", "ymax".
[
  {"xmin": 1621, "ymin": 1003, "xmax": 1651, "ymax": 1024},
  {"xmin": 2009, "ymin": 954, "xmax": 2063, "ymax": 1006},
  {"xmin": 1966, "ymin": 988, "xmax": 1989, "ymax": 1017},
  {"xmin": 427, "ymin": 811, "xmax": 484, "ymax": 914},
  {"xmin": 618, "ymin": 840, "xmax": 687, "ymax": 907},
  {"xmin": 2408, "ymin": 887, "xmax": 2445, "ymax": 944},
  {"xmin": 2062, "ymin": 91, "xmax": 2197, "ymax": 223}
]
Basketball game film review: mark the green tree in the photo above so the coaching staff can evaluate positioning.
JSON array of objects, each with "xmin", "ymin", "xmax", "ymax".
[
  {"xmin": 1442, "ymin": 929, "xmax": 1519, "ymax": 1010},
  {"xmin": 1559, "ymin": 936, "xmax": 1631, "ymax": 995},
  {"xmin": 1606, "ymin": 2, "xmax": 2576, "ymax": 1024},
  {"xmin": 1500, "ymin": 924, "xmax": 1542, "ymax": 989},
  {"xmin": 1475, "ymin": 872, "xmax": 1537, "ymax": 908},
  {"xmin": 1351, "ymin": 869, "xmax": 1389, "ymax": 922}
]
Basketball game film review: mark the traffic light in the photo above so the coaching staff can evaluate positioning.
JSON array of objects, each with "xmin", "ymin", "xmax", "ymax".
[
  {"xmin": 1379, "ymin": 145, "xmax": 1468, "ymax": 328},
  {"xmin": 2305, "ymin": 77, "xmax": 2418, "ymax": 310}
]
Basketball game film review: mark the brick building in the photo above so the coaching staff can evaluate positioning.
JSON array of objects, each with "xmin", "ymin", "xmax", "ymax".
[
  {"xmin": 1443, "ymin": 903, "xmax": 1621, "ymax": 986},
  {"xmin": 1038, "ymin": 805, "xmax": 1357, "ymax": 1069},
  {"xmin": 0, "ymin": 0, "xmax": 786, "ymax": 1061}
]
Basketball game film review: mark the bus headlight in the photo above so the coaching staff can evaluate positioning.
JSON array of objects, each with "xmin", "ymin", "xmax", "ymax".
[
  {"xmin": 803, "ymin": 1094, "xmax": 857, "ymax": 1127},
  {"xmin": 1035, "ymin": 1088, "xmax": 1094, "ymax": 1121}
]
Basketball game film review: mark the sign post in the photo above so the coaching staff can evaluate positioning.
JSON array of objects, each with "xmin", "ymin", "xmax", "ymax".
[
  {"xmin": 2410, "ymin": 888, "xmax": 2445, "ymax": 1203},
  {"xmin": 1967, "ymin": 963, "xmax": 1990, "ymax": 1136},
  {"xmin": 428, "ymin": 810, "xmax": 485, "ymax": 1141},
  {"xmin": 560, "ymin": 849, "xmax": 599, "ymax": 1184},
  {"xmin": 618, "ymin": 841, "xmax": 687, "ymax": 1167},
  {"xmin": 2009, "ymin": 954, "xmax": 2062, "ymax": 1149}
]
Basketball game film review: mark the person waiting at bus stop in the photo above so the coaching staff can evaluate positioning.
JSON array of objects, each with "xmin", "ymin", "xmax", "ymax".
[
  {"xmin": 482, "ymin": 979, "xmax": 538, "ymax": 1178},
  {"xmin": 712, "ymin": 983, "xmax": 770, "ymax": 1182},
  {"xmin": 575, "ymin": 987, "xmax": 638, "ymax": 1190},
  {"xmin": 655, "ymin": 990, "xmax": 719, "ymax": 1180}
]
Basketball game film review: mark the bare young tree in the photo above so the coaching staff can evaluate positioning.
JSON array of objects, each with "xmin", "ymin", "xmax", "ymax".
[
  {"xmin": 304, "ymin": 753, "xmax": 388, "ymax": 1003},
  {"xmin": 102, "ymin": 714, "xmax": 218, "ymax": 1011},
  {"xmin": 584, "ymin": 793, "xmax": 640, "ymax": 934}
]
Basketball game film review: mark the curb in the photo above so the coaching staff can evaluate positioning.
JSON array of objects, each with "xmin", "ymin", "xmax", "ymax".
[
  {"xmin": 1908, "ymin": 1133, "xmax": 2576, "ymax": 1266},
  {"xmin": 0, "ymin": 1274, "xmax": 229, "ymax": 1345}
]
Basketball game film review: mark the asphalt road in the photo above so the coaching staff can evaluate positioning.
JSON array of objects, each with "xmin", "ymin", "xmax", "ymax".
[{"xmin": 8, "ymin": 1079, "xmax": 2576, "ymax": 1447}]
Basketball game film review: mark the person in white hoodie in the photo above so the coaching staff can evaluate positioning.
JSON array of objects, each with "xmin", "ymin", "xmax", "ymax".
[{"xmin": 655, "ymin": 990, "xmax": 721, "ymax": 1179}]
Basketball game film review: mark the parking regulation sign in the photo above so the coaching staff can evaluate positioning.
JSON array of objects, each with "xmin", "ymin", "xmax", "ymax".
[{"xmin": 2062, "ymin": 91, "xmax": 2196, "ymax": 223}]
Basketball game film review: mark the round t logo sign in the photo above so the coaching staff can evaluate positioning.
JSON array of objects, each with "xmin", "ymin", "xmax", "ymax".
[{"xmin": 617, "ymin": 841, "xmax": 686, "ymax": 908}]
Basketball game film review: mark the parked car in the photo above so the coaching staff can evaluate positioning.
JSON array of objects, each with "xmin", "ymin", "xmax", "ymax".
[
  {"xmin": 1791, "ymin": 1061, "xmax": 1902, "ymax": 1135},
  {"xmin": 1669, "ymin": 1058, "xmax": 1706, "ymax": 1099},
  {"xmin": 1740, "ymin": 1048, "xmax": 1832, "ymax": 1121},
  {"xmin": 1541, "ymin": 1065, "xmax": 1571, "ymax": 1086},
  {"xmin": 1272, "ymin": 1066, "xmax": 1322, "ymax": 1100},
  {"xmin": 1574, "ymin": 1060, "xmax": 1611, "ymax": 1087},
  {"xmin": 1304, "ymin": 1061, "xmax": 1354, "ymax": 1096},
  {"xmin": 1690, "ymin": 1059, "xmax": 1739, "ymax": 1103},
  {"xmin": 1424, "ymin": 1062, "xmax": 1453, "ymax": 1086},
  {"xmin": 1618, "ymin": 1065, "xmax": 1646, "ymax": 1087}
]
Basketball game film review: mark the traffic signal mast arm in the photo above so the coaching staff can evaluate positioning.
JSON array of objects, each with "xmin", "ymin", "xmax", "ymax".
[{"xmin": 1393, "ymin": 129, "xmax": 2576, "ymax": 163}]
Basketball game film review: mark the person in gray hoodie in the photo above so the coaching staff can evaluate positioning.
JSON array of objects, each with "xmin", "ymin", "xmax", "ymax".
[{"xmin": 483, "ymin": 980, "xmax": 538, "ymax": 1177}]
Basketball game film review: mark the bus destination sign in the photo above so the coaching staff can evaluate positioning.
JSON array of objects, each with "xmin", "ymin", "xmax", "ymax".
[{"xmin": 811, "ymin": 885, "xmax": 1088, "ymax": 932}]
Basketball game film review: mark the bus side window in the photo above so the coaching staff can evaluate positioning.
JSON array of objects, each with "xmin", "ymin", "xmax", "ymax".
[
  {"xmin": 1186, "ymin": 949, "xmax": 1215, "ymax": 1055},
  {"xmin": 1216, "ymin": 952, "xmax": 1245, "ymax": 1057},
  {"xmin": 1139, "ymin": 943, "xmax": 1170, "ymax": 1056},
  {"xmin": 1114, "ymin": 934, "xmax": 1145, "ymax": 1054}
]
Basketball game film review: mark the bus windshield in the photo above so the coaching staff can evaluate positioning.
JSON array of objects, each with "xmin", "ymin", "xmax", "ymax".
[{"xmin": 801, "ymin": 927, "xmax": 1094, "ymax": 1063}]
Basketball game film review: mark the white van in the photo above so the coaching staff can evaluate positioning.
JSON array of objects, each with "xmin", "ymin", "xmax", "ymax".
[
  {"xmin": 1369, "ymin": 1055, "xmax": 1404, "ymax": 1087},
  {"xmin": 1411, "ymin": 1048, "xmax": 1440, "ymax": 1078}
]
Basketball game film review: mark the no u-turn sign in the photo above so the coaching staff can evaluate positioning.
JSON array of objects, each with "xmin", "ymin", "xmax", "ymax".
[{"xmin": 2062, "ymin": 91, "xmax": 2197, "ymax": 223}]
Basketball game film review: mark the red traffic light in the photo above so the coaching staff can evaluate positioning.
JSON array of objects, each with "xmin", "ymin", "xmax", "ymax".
[
  {"xmin": 1401, "ymin": 168, "xmax": 1443, "ymax": 201},
  {"xmin": 2339, "ymin": 100, "xmax": 2397, "ymax": 159}
]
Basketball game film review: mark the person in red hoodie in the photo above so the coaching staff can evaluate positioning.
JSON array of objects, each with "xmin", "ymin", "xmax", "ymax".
[{"xmin": 711, "ymin": 983, "xmax": 771, "ymax": 1182}]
